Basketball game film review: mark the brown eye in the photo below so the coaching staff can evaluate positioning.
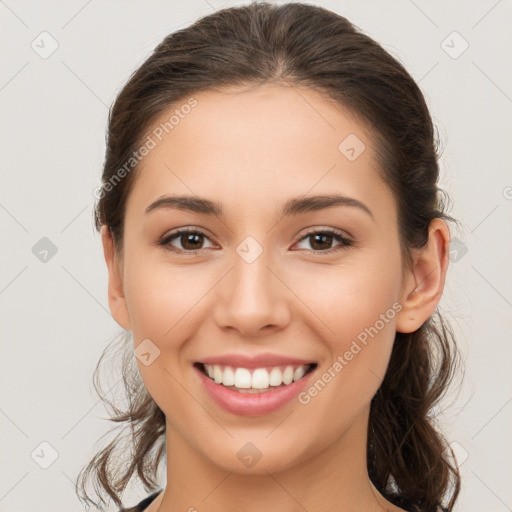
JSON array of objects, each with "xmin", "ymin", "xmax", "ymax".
[
  {"xmin": 159, "ymin": 229, "xmax": 215, "ymax": 253},
  {"xmin": 294, "ymin": 229, "xmax": 353, "ymax": 253},
  {"xmin": 309, "ymin": 232, "xmax": 334, "ymax": 251},
  {"xmin": 178, "ymin": 232, "xmax": 205, "ymax": 250}
]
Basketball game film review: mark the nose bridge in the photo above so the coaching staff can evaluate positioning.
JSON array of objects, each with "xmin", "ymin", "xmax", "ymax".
[
  {"xmin": 214, "ymin": 234, "xmax": 289, "ymax": 334},
  {"xmin": 231, "ymin": 235, "xmax": 279, "ymax": 307}
]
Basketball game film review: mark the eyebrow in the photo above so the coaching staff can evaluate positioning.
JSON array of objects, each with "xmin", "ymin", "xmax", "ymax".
[{"xmin": 145, "ymin": 193, "xmax": 374, "ymax": 220}]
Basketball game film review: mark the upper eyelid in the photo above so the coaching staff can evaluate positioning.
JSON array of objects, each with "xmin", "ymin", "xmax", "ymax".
[{"xmin": 299, "ymin": 226, "xmax": 352, "ymax": 240}]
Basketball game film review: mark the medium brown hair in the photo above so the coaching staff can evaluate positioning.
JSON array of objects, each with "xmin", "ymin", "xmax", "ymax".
[{"xmin": 77, "ymin": 2, "xmax": 464, "ymax": 511}]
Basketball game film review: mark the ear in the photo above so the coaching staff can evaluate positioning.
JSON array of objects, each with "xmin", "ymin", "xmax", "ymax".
[
  {"xmin": 101, "ymin": 225, "xmax": 132, "ymax": 331},
  {"xmin": 395, "ymin": 218, "xmax": 450, "ymax": 333}
]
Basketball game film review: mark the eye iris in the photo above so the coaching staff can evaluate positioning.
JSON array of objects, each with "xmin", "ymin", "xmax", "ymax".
[
  {"xmin": 181, "ymin": 232, "xmax": 203, "ymax": 250},
  {"xmin": 310, "ymin": 233, "xmax": 332, "ymax": 250}
]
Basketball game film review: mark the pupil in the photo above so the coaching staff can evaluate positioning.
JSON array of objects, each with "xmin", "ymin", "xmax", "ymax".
[
  {"xmin": 312, "ymin": 233, "xmax": 331, "ymax": 250},
  {"xmin": 183, "ymin": 233, "xmax": 202, "ymax": 249}
]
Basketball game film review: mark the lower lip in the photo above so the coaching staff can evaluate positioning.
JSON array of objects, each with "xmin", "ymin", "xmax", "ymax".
[{"xmin": 195, "ymin": 366, "xmax": 315, "ymax": 416}]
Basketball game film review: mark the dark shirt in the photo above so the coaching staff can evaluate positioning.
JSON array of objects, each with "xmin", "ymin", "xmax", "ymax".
[{"xmin": 120, "ymin": 489, "xmax": 163, "ymax": 512}]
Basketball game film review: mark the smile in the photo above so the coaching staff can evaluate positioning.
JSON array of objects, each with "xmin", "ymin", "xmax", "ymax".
[
  {"xmin": 194, "ymin": 357, "xmax": 318, "ymax": 416},
  {"xmin": 197, "ymin": 363, "xmax": 317, "ymax": 393}
]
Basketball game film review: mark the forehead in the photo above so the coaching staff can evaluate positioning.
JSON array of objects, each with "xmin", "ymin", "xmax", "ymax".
[{"xmin": 127, "ymin": 83, "xmax": 394, "ymax": 223}]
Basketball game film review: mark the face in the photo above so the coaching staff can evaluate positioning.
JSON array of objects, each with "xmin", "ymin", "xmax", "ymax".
[{"xmin": 108, "ymin": 83, "xmax": 414, "ymax": 474}]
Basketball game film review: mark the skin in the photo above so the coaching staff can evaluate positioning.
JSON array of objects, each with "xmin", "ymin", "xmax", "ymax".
[{"xmin": 101, "ymin": 83, "xmax": 450, "ymax": 512}]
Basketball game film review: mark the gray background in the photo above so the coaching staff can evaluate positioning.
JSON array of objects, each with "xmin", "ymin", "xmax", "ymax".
[{"xmin": 1, "ymin": 0, "xmax": 511, "ymax": 511}]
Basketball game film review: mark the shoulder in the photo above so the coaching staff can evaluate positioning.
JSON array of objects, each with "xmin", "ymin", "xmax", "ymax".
[{"xmin": 119, "ymin": 489, "xmax": 163, "ymax": 512}]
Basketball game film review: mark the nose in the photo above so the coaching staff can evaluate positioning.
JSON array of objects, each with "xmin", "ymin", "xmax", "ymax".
[{"xmin": 213, "ymin": 248, "xmax": 291, "ymax": 338}]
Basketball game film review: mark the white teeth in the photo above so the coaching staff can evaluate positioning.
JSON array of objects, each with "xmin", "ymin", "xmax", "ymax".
[
  {"xmin": 293, "ymin": 365, "xmax": 306, "ymax": 381},
  {"xmin": 223, "ymin": 366, "xmax": 235, "ymax": 386},
  {"xmin": 202, "ymin": 363, "xmax": 312, "ymax": 390},
  {"xmin": 282, "ymin": 366, "xmax": 294, "ymax": 385},
  {"xmin": 268, "ymin": 367, "xmax": 283, "ymax": 386},
  {"xmin": 213, "ymin": 365, "xmax": 223, "ymax": 384},
  {"xmin": 234, "ymin": 368, "xmax": 252, "ymax": 389},
  {"xmin": 251, "ymin": 368, "xmax": 269, "ymax": 389}
]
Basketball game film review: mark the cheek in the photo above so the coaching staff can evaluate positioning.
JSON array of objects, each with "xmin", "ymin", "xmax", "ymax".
[
  {"xmin": 123, "ymin": 253, "xmax": 208, "ymax": 340},
  {"xmin": 286, "ymin": 251, "xmax": 402, "ymax": 404},
  {"xmin": 288, "ymin": 254, "xmax": 402, "ymax": 422},
  {"xmin": 288, "ymin": 251, "xmax": 403, "ymax": 349},
  {"xmin": 123, "ymin": 257, "xmax": 208, "ymax": 420}
]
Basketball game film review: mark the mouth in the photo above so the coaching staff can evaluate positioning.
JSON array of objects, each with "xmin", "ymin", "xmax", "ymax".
[{"xmin": 194, "ymin": 362, "xmax": 318, "ymax": 394}]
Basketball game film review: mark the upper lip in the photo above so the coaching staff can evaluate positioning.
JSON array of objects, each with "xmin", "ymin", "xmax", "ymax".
[{"xmin": 198, "ymin": 353, "xmax": 316, "ymax": 369}]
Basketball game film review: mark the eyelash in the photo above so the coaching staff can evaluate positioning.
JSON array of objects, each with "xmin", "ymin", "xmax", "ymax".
[{"xmin": 157, "ymin": 227, "xmax": 353, "ymax": 255}]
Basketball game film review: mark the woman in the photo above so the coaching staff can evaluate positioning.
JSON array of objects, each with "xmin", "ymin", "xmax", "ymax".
[{"xmin": 76, "ymin": 2, "xmax": 463, "ymax": 511}]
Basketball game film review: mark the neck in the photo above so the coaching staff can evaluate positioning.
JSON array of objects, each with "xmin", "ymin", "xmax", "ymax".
[{"xmin": 157, "ymin": 405, "xmax": 392, "ymax": 512}]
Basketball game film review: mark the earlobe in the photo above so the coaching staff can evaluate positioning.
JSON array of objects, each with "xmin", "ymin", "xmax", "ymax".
[
  {"xmin": 100, "ymin": 225, "xmax": 132, "ymax": 331},
  {"xmin": 395, "ymin": 218, "xmax": 450, "ymax": 333}
]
